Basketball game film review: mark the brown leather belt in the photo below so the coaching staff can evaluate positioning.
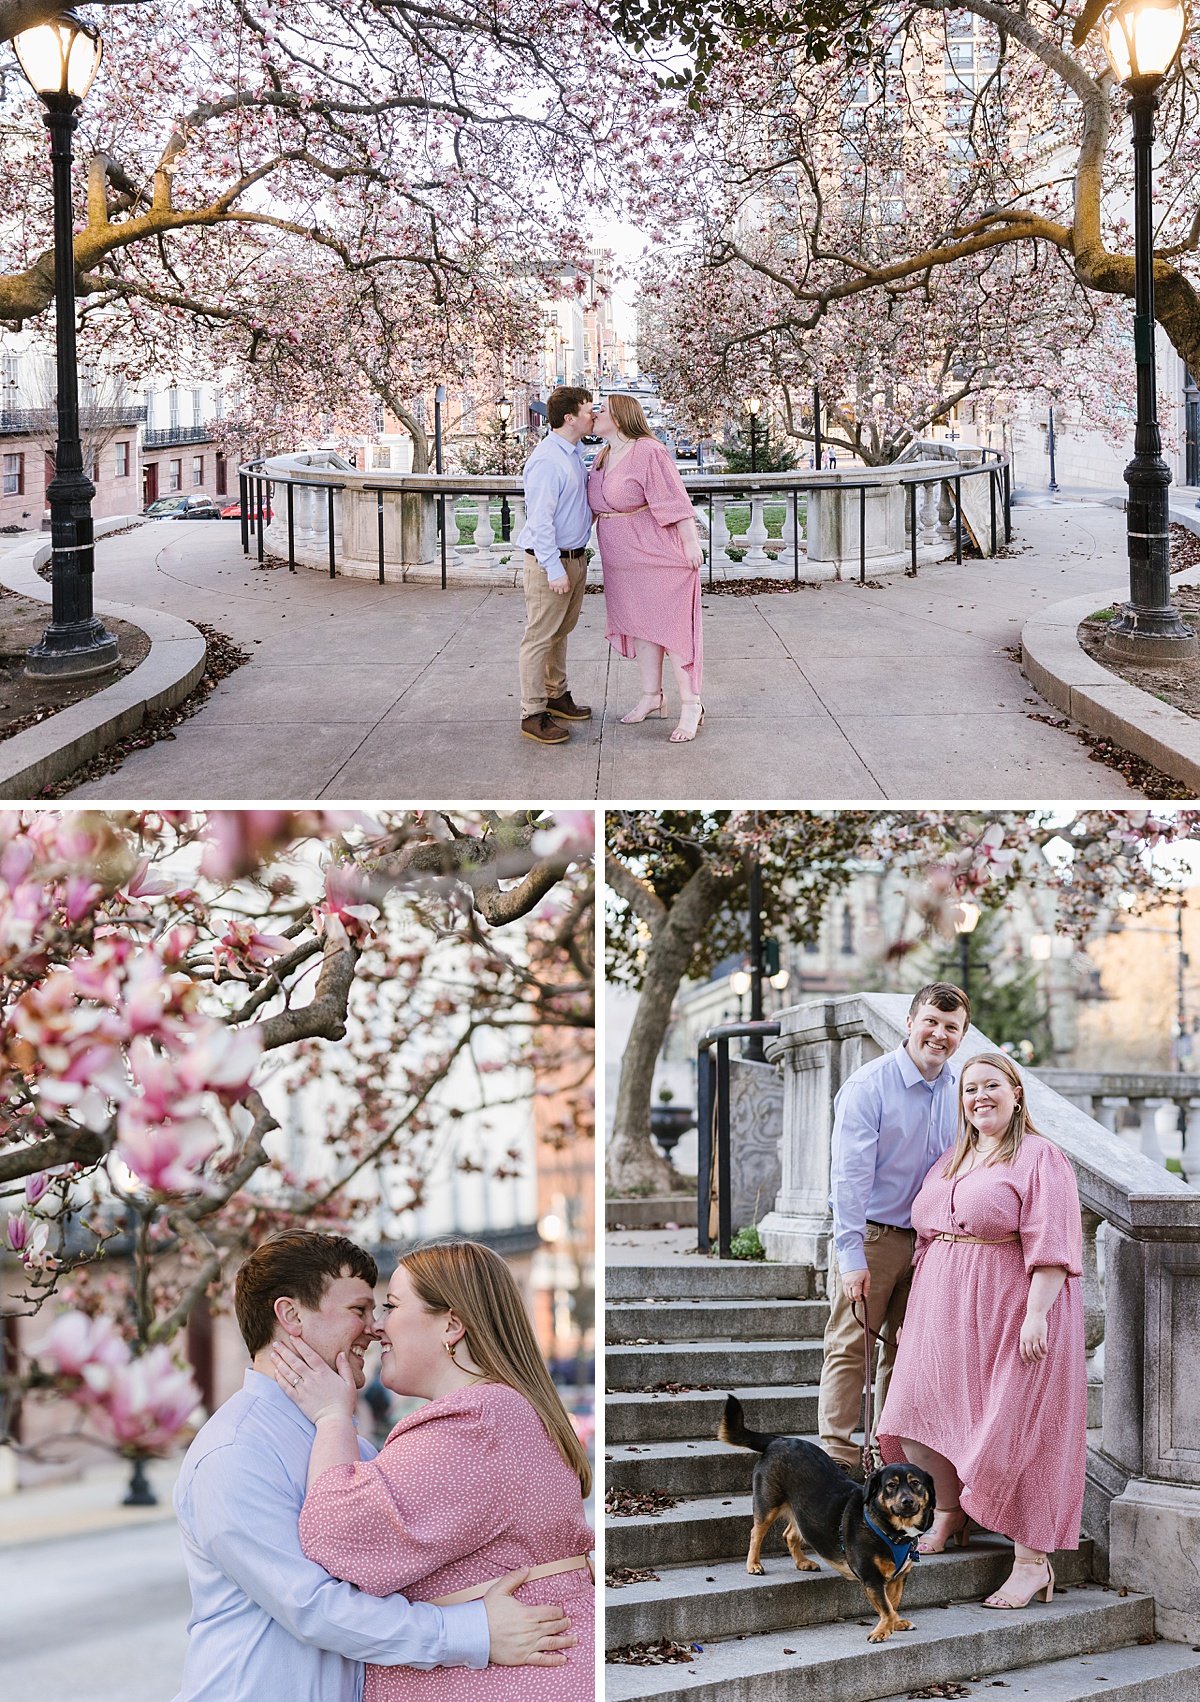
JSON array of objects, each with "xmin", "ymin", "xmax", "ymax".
[
  {"xmin": 526, "ymin": 547, "xmax": 588, "ymax": 561},
  {"xmin": 594, "ymin": 504, "xmax": 649, "ymax": 518},
  {"xmin": 430, "ymin": 1554, "xmax": 594, "ymax": 1606},
  {"xmin": 936, "ymin": 1232, "xmax": 1018, "ymax": 1244}
]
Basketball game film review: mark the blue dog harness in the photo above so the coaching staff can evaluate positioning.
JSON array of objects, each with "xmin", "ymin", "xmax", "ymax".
[{"xmin": 862, "ymin": 1507, "xmax": 920, "ymax": 1572}]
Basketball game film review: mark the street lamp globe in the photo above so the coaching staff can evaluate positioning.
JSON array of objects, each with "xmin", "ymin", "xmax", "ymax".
[
  {"xmin": 730, "ymin": 970, "xmax": 752, "ymax": 996},
  {"xmin": 496, "ymin": 396, "xmax": 512, "ymax": 425},
  {"xmin": 1104, "ymin": 0, "xmax": 1187, "ymax": 84},
  {"xmin": 13, "ymin": 10, "xmax": 103, "ymax": 108},
  {"xmin": 745, "ymin": 396, "xmax": 762, "ymax": 418},
  {"xmin": 954, "ymin": 901, "xmax": 982, "ymax": 936}
]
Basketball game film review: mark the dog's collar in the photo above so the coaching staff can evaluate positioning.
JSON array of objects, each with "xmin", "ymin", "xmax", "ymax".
[{"xmin": 862, "ymin": 1507, "xmax": 920, "ymax": 1571}]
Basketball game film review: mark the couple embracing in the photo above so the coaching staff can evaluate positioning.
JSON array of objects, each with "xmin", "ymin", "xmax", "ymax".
[
  {"xmin": 517, "ymin": 385, "xmax": 705, "ymax": 748},
  {"xmin": 173, "ymin": 1231, "xmax": 593, "ymax": 1701},
  {"xmin": 821, "ymin": 981, "xmax": 1087, "ymax": 1610}
]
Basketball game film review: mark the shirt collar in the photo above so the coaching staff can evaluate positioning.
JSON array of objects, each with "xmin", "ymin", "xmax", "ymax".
[
  {"xmin": 894, "ymin": 1044, "xmax": 954, "ymax": 1091},
  {"xmin": 548, "ymin": 431, "xmax": 582, "ymax": 460}
]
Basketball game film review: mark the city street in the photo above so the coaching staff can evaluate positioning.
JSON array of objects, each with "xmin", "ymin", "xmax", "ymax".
[{"xmin": 3, "ymin": 1516, "xmax": 189, "ymax": 1698}]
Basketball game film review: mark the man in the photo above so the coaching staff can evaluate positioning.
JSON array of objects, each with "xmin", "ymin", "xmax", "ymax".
[
  {"xmin": 173, "ymin": 1229, "xmax": 574, "ymax": 1701},
  {"xmin": 818, "ymin": 982, "xmax": 971, "ymax": 1474},
  {"xmin": 516, "ymin": 385, "xmax": 595, "ymax": 746}
]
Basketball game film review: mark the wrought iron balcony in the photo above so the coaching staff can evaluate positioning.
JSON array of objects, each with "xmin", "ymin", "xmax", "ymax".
[
  {"xmin": 143, "ymin": 425, "xmax": 213, "ymax": 448},
  {"xmin": 0, "ymin": 404, "xmax": 147, "ymax": 435}
]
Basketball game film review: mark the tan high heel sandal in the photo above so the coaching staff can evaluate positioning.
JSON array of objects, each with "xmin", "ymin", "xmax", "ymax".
[
  {"xmin": 670, "ymin": 701, "xmax": 704, "ymax": 743},
  {"xmin": 918, "ymin": 1506, "xmax": 970, "ymax": 1554},
  {"xmin": 621, "ymin": 691, "xmax": 666, "ymax": 724},
  {"xmin": 982, "ymin": 1557, "xmax": 1055, "ymax": 1609}
]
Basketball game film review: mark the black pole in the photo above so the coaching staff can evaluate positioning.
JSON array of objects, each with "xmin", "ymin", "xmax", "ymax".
[
  {"xmin": 1108, "ymin": 83, "xmax": 1196, "ymax": 659},
  {"xmin": 434, "ymin": 387, "xmax": 444, "ymax": 475},
  {"xmin": 696, "ymin": 1046, "xmax": 715, "ymax": 1255},
  {"xmin": 745, "ymin": 854, "xmax": 766, "ymax": 1061},
  {"xmin": 1048, "ymin": 404, "xmax": 1059, "ymax": 491},
  {"xmin": 26, "ymin": 103, "xmax": 118, "ymax": 679},
  {"xmin": 500, "ymin": 418, "xmax": 510, "ymax": 541},
  {"xmin": 813, "ymin": 384, "xmax": 823, "ymax": 470},
  {"xmin": 959, "ymin": 930, "xmax": 971, "ymax": 1003},
  {"xmin": 750, "ymin": 414, "xmax": 758, "ymax": 475}
]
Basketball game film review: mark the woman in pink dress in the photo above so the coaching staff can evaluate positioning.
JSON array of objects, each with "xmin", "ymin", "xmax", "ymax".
[
  {"xmin": 588, "ymin": 393, "xmax": 706, "ymax": 742},
  {"xmin": 876, "ymin": 1051, "xmax": 1086, "ymax": 1611},
  {"xmin": 271, "ymin": 1239, "xmax": 594, "ymax": 1700}
]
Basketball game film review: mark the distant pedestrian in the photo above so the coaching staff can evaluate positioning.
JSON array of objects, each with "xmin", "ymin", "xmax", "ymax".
[
  {"xmin": 515, "ymin": 387, "xmax": 595, "ymax": 746},
  {"xmin": 589, "ymin": 392, "xmax": 706, "ymax": 743}
]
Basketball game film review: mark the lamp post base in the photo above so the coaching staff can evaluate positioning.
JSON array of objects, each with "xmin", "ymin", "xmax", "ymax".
[
  {"xmin": 26, "ymin": 618, "xmax": 119, "ymax": 680},
  {"xmin": 1104, "ymin": 610, "xmax": 1198, "ymax": 664}
]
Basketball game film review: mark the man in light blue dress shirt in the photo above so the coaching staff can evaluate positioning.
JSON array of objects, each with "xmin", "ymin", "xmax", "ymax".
[
  {"xmin": 818, "ymin": 982, "xmax": 971, "ymax": 1473},
  {"xmin": 173, "ymin": 1230, "xmax": 574, "ymax": 1701},
  {"xmin": 516, "ymin": 386, "xmax": 595, "ymax": 745}
]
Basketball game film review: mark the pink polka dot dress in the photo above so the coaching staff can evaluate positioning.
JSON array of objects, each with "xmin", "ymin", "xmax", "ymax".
[
  {"xmin": 876, "ymin": 1134, "xmax": 1087, "ymax": 1554},
  {"xmin": 299, "ymin": 1383, "xmax": 594, "ymax": 1700},
  {"xmin": 588, "ymin": 437, "xmax": 703, "ymax": 692}
]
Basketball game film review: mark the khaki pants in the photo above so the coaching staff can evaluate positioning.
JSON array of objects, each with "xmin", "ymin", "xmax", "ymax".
[
  {"xmin": 519, "ymin": 552, "xmax": 587, "ymax": 717},
  {"xmin": 817, "ymin": 1224, "xmax": 915, "ymax": 1468}
]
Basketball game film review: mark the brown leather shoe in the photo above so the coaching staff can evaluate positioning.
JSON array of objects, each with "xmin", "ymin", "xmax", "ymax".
[
  {"xmin": 545, "ymin": 690, "xmax": 592, "ymax": 721},
  {"xmin": 521, "ymin": 712, "xmax": 570, "ymax": 745}
]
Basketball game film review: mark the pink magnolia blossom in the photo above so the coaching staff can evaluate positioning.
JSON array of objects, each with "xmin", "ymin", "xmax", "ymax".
[
  {"xmin": 212, "ymin": 920, "xmax": 291, "ymax": 982},
  {"xmin": 91, "ymin": 1347, "xmax": 201, "ymax": 1454},
  {"xmin": 115, "ymin": 1106, "xmax": 221, "ymax": 1195},
  {"xmin": 314, "ymin": 868, "xmax": 380, "ymax": 945},
  {"xmin": 531, "ymin": 811, "xmax": 595, "ymax": 860},
  {"xmin": 33, "ymin": 1310, "xmax": 131, "ymax": 1380},
  {"xmin": 24, "ymin": 1170, "xmax": 49, "ymax": 1207}
]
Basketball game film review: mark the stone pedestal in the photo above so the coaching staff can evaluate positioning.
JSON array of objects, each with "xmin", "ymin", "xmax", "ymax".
[
  {"xmin": 807, "ymin": 483, "xmax": 904, "ymax": 571},
  {"xmin": 727, "ymin": 1056, "xmax": 785, "ymax": 1235},
  {"xmin": 1109, "ymin": 1479, "xmax": 1200, "ymax": 1641}
]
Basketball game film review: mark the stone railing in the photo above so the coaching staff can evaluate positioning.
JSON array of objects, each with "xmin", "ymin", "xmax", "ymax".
[
  {"xmin": 754, "ymin": 992, "xmax": 1200, "ymax": 1641},
  {"xmin": 1038, "ymin": 1068, "xmax": 1200, "ymax": 1184},
  {"xmin": 238, "ymin": 451, "xmax": 1011, "ymax": 587}
]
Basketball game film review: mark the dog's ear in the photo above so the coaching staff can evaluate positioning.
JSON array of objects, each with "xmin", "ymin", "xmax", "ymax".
[{"xmin": 863, "ymin": 1469, "xmax": 885, "ymax": 1506}]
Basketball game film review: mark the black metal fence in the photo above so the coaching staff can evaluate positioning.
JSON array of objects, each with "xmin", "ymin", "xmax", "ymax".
[{"xmin": 696, "ymin": 1021, "xmax": 782, "ymax": 1259}]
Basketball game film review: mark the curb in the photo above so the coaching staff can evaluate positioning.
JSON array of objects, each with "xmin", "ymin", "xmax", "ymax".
[
  {"xmin": 0, "ymin": 520, "xmax": 207, "ymax": 800},
  {"xmin": 1021, "ymin": 577, "xmax": 1200, "ymax": 794}
]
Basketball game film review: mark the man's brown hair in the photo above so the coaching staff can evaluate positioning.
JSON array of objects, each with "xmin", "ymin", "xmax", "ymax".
[
  {"xmin": 546, "ymin": 386, "xmax": 593, "ymax": 429},
  {"xmin": 908, "ymin": 981, "xmax": 971, "ymax": 1028},
  {"xmin": 234, "ymin": 1229, "xmax": 378, "ymax": 1356}
]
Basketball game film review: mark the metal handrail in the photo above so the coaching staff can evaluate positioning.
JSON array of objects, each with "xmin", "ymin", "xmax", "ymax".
[{"xmin": 696, "ymin": 1021, "xmax": 782, "ymax": 1259}]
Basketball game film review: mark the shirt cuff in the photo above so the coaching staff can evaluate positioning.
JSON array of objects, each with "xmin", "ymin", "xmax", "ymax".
[
  {"xmin": 439, "ymin": 1600, "xmax": 490, "ymax": 1669},
  {"xmin": 836, "ymin": 1233, "xmax": 867, "ymax": 1274},
  {"xmin": 544, "ymin": 559, "xmax": 567, "ymax": 583}
]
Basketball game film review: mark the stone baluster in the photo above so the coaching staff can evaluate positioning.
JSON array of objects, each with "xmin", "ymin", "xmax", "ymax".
[
  {"xmin": 711, "ymin": 497, "xmax": 734, "ymax": 569},
  {"xmin": 449, "ymin": 498, "xmax": 473, "ymax": 565},
  {"xmin": 1080, "ymin": 1207, "xmax": 1105, "ymax": 1374},
  {"xmin": 938, "ymin": 479, "xmax": 956, "ymax": 542},
  {"xmin": 1183, "ymin": 1099, "xmax": 1200, "ymax": 1187},
  {"xmin": 741, "ymin": 494, "xmax": 771, "ymax": 568},
  {"xmin": 1138, "ymin": 1097, "xmax": 1165, "ymax": 1165},
  {"xmin": 508, "ymin": 495, "xmax": 526, "ymax": 542},
  {"xmin": 919, "ymin": 480, "xmax": 941, "ymax": 546},
  {"xmin": 778, "ymin": 493, "xmax": 802, "ymax": 568},
  {"xmin": 472, "ymin": 495, "xmax": 497, "ymax": 569},
  {"xmin": 1160, "ymin": 1097, "xmax": 1185, "ymax": 1166}
]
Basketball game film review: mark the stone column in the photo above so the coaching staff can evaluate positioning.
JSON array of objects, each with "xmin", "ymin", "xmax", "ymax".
[
  {"xmin": 727, "ymin": 1056, "xmax": 785, "ymax": 1235},
  {"xmin": 1183, "ymin": 1100, "xmax": 1200, "ymax": 1187}
]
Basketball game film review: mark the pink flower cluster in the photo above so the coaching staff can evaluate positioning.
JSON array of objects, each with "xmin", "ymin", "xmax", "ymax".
[
  {"xmin": 32, "ymin": 1311, "xmax": 200, "ymax": 1456},
  {"xmin": 531, "ymin": 811, "xmax": 595, "ymax": 862}
]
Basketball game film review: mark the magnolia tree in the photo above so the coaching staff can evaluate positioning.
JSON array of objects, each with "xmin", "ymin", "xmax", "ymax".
[
  {"xmin": 0, "ymin": 807, "xmax": 594, "ymax": 1463},
  {"xmin": 605, "ymin": 808, "xmax": 1200, "ymax": 1194},
  {"xmin": 626, "ymin": 1, "xmax": 1200, "ymax": 458},
  {"xmin": 0, "ymin": 0, "xmax": 656, "ymax": 443}
]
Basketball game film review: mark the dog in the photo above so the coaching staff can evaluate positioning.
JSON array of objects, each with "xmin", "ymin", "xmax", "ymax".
[{"xmin": 718, "ymin": 1393, "xmax": 935, "ymax": 1642}]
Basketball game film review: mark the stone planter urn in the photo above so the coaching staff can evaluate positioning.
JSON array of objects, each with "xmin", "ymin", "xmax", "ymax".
[{"xmin": 650, "ymin": 1103, "xmax": 696, "ymax": 1163}]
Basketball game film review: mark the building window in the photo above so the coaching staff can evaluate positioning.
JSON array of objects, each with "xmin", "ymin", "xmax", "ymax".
[
  {"xmin": 168, "ymin": 458, "xmax": 182, "ymax": 492},
  {"xmin": 192, "ymin": 388, "xmax": 203, "ymax": 427},
  {"xmin": 215, "ymin": 452, "xmax": 227, "ymax": 496},
  {"xmin": 2, "ymin": 451, "xmax": 24, "ymax": 496},
  {"xmin": 115, "ymin": 441, "xmax": 129, "ymax": 477},
  {"xmin": 191, "ymin": 455, "xmax": 204, "ymax": 488},
  {"xmin": 169, "ymin": 388, "xmax": 180, "ymax": 429},
  {"xmin": 841, "ymin": 906, "xmax": 855, "ymax": 956},
  {"xmin": 374, "ymin": 445, "xmax": 392, "ymax": 469}
]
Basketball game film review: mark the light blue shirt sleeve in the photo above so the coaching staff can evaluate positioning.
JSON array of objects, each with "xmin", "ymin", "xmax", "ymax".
[
  {"xmin": 830, "ymin": 1074, "xmax": 883, "ymax": 1274},
  {"xmin": 521, "ymin": 450, "xmax": 568, "ymax": 582},
  {"xmin": 188, "ymin": 1441, "xmax": 489, "ymax": 1671}
]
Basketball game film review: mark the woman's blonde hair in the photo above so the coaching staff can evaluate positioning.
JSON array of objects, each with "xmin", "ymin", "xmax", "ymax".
[
  {"xmin": 943, "ymin": 1050, "xmax": 1043, "ymax": 1178},
  {"xmin": 606, "ymin": 392, "xmax": 655, "ymax": 440},
  {"xmin": 400, "ymin": 1239, "xmax": 592, "ymax": 1495}
]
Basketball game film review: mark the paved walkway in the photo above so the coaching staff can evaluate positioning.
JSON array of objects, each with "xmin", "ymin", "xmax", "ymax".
[{"xmin": 38, "ymin": 503, "xmax": 1150, "ymax": 800}]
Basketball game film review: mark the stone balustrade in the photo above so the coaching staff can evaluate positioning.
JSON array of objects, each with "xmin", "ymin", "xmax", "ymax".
[
  {"xmin": 245, "ymin": 453, "xmax": 1009, "ymax": 585},
  {"xmin": 753, "ymin": 992, "xmax": 1200, "ymax": 1640},
  {"xmin": 1037, "ymin": 1067, "xmax": 1200, "ymax": 1184}
]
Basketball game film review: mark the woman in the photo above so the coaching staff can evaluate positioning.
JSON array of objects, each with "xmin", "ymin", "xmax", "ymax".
[
  {"xmin": 875, "ymin": 1051, "xmax": 1086, "ymax": 1610},
  {"xmin": 588, "ymin": 393, "xmax": 706, "ymax": 743},
  {"xmin": 272, "ymin": 1239, "xmax": 594, "ymax": 1699}
]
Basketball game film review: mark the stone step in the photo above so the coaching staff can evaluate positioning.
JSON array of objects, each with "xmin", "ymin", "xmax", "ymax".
[
  {"xmin": 607, "ymin": 1260, "xmax": 817, "ymax": 1302},
  {"xmin": 607, "ymin": 1383, "xmax": 819, "ymax": 1445},
  {"xmin": 605, "ymin": 1586, "xmax": 1154, "ymax": 1702},
  {"xmin": 607, "ymin": 1196, "xmax": 699, "ymax": 1229},
  {"xmin": 607, "ymin": 1436, "xmax": 765, "ymax": 1498},
  {"xmin": 605, "ymin": 1538, "xmax": 1096, "ymax": 1648},
  {"xmin": 607, "ymin": 1339, "xmax": 824, "ymax": 1392},
  {"xmin": 871, "ymin": 1639, "xmax": 1200, "ymax": 1702},
  {"xmin": 607, "ymin": 1490, "xmax": 791, "ymax": 1572},
  {"xmin": 607, "ymin": 1298, "xmax": 829, "ymax": 1344}
]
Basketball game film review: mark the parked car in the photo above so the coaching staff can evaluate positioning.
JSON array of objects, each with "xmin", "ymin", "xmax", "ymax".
[
  {"xmin": 220, "ymin": 496, "xmax": 273, "ymax": 522},
  {"xmin": 143, "ymin": 494, "xmax": 222, "ymax": 520}
]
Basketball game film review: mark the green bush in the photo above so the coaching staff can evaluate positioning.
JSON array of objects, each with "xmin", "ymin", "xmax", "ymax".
[{"xmin": 729, "ymin": 1223, "xmax": 766, "ymax": 1261}]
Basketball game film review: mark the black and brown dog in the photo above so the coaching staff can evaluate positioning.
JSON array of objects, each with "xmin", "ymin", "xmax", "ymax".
[{"xmin": 718, "ymin": 1393, "xmax": 935, "ymax": 1642}]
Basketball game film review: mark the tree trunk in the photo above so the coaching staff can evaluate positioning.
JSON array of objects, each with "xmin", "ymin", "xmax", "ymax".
[{"xmin": 607, "ymin": 863, "xmax": 733, "ymax": 1194}]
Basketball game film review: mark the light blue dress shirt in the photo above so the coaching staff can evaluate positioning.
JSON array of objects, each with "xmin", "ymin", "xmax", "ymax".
[
  {"xmin": 829, "ymin": 1044, "xmax": 959, "ymax": 1272},
  {"xmin": 516, "ymin": 433, "xmax": 592, "ymax": 582},
  {"xmin": 172, "ymin": 1370, "xmax": 488, "ymax": 1702}
]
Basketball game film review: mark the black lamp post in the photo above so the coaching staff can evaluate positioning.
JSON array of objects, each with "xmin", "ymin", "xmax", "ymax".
[
  {"xmin": 1103, "ymin": 0, "xmax": 1197, "ymax": 662},
  {"xmin": 1047, "ymin": 404, "xmax": 1060, "ymax": 492},
  {"xmin": 746, "ymin": 395, "xmax": 761, "ymax": 474},
  {"xmin": 497, "ymin": 395, "xmax": 511, "ymax": 541},
  {"xmin": 14, "ymin": 11, "xmax": 118, "ymax": 680}
]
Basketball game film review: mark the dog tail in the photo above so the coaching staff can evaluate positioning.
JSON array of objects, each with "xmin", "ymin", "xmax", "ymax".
[{"xmin": 717, "ymin": 1393, "xmax": 779, "ymax": 1454}]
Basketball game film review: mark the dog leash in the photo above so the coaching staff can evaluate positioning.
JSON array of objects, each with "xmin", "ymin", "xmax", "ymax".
[{"xmin": 850, "ymin": 1297, "xmax": 886, "ymax": 1477}]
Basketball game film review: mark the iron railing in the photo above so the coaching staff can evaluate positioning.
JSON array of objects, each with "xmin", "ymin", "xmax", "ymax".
[
  {"xmin": 696, "ymin": 1020, "xmax": 782, "ymax": 1259},
  {"xmin": 143, "ymin": 425, "xmax": 212, "ymax": 448},
  {"xmin": 0, "ymin": 405, "xmax": 147, "ymax": 435}
]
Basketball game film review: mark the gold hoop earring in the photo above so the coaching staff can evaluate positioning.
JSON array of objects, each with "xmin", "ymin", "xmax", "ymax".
[{"xmin": 445, "ymin": 1340, "xmax": 458, "ymax": 1362}]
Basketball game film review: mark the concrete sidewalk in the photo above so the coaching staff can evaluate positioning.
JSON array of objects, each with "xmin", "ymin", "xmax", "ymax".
[
  {"xmin": 0, "ymin": 1457, "xmax": 180, "ymax": 1548},
  {"xmin": 10, "ymin": 503, "xmax": 1156, "ymax": 800}
]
